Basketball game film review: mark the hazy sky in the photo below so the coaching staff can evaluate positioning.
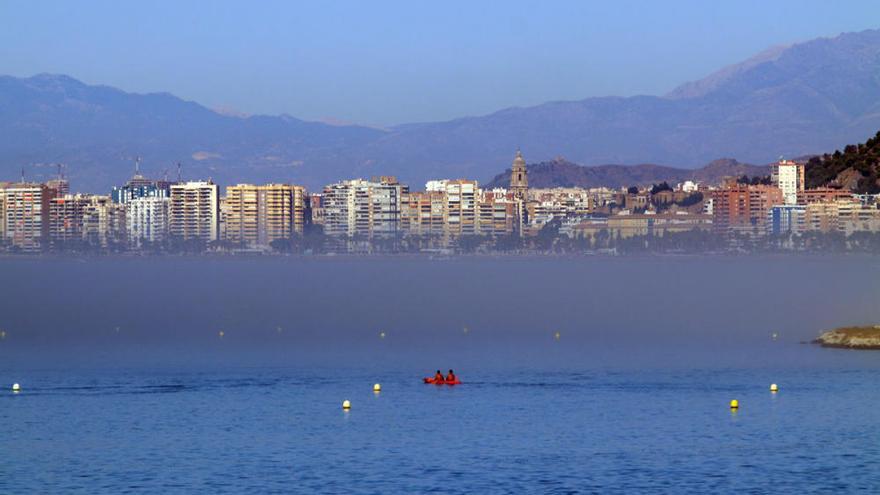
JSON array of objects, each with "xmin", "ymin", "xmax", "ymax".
[{"xmin": 2, "ymin": 1, "xmax": 878, "ymax": 125}]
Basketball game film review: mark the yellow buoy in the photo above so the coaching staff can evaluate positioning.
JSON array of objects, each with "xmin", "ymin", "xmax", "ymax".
[
  {"xmin": 218, "ymin": 330, "xmax": 225, "ymax": 338},
  {"xmin": 342, "ymin": 399, "xmax": 351, "ymax": 410},
  {"xmin": 770, "ymin": 383, "xmax": 779, "ymax": 393},
  {"xmin": 554, "ymin": 331, "xmax": 561, "ymax": 340},
  {"xmin": 730, "ymin": 399, "xmax": 739, "ymax": 409},
  {"xmin": 12, "ymin": 383, "xmax": 21, "ymax": 392},
  {"xmin": 373, "ymin": 383, "xmax": 381, "ymax": 393}
]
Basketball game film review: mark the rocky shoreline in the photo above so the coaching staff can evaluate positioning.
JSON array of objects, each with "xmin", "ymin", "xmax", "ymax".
[{"xmin": 814, "ymin": 326, "xmax": 880, "ymax": 350}]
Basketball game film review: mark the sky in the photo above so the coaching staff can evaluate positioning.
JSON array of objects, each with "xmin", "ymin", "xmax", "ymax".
[{"xmin": 1, "ymin": 1, "xmax": 879, "ymax": 126}]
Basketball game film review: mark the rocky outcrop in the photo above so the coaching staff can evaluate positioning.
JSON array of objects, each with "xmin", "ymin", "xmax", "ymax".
[{"xmin": 814, "ymin": 326, "xmax": 880, "ymax": 349}]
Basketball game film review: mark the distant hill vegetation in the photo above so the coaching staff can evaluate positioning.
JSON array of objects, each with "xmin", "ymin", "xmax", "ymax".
[
  {"xmin": 805, "ymin": 130, "xmax": 880, "ymax": 193},
  {"xmin": 484, "ymin": 158, "xmax": 769, "ymax": 189}
]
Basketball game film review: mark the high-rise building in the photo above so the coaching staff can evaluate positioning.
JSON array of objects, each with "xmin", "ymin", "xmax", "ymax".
[
  {"xmin": 0, "ymin": 183, "xmax": 8, "ymax": 243},
  {"xmin": 476, "ymin": 196, "xmax": 517, "ymax": 236},
  {"xmin": 443, "ymin": 180, "xmax": 478, "ymax": 236},
  {"xmin": 772, "ymin": 159, "xmax": 805, "ymax": 205},
  {"xmin": 322, "ymin": 178, "xmax": 405, "ymax": 237},
  {"xmin": 82, "ymin": 195, "xmax": 125, "ymax": 248},
  {"xmin": 111, "ymin": 161, "xmax": 171, "ymax": 204},
  {"xmin": 509, "ymin": 150, "xmax": 529, "ymax": 201},
  {"xmin": 711, "ymin": 182, "xmax": 783, "ymax": 237},
  {"xmin": 224, "ymin": 183, "xmax": 307, "ymax": 247},
  {"xmin": 3, "ymin": 183, "xmax": 54, "ymax": 252},
  {"xmin": 48, "ymin": 194, "xmax": 89, "ymax": 248},
  {"xmin": 400, "ymin": 190, "xmax": 447, "ymax": 236},
  {"xmin": 46, "ymin": 178, "xmax": 70, "ymax": 198},
  {"xmin": 127, "ymin": 196, "xmax": 170, "ymax": 246},
  {"xmin": 169, "ymin": 181, "xmax": 219, "ymax": 242}
]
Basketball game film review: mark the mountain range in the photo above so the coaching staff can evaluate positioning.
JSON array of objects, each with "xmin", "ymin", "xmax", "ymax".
[
  {"xmin": 484, "ymin": 158, "xmax": 770, "ymax": 190},
  {"xmin": 1, "ymin": 29, "xmax": 879, "ymax": 193}
]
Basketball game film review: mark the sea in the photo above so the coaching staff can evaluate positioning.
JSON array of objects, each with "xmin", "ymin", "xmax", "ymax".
[{"xmin": 1, "ymin": 255, "xmax": 879, "ymax": 493}]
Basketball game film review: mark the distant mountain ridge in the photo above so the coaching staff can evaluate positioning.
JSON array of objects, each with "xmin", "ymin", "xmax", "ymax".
[
  {"xmin": 484, "ymin": 158, "xmax": 770, "ymax": 190},
  {"xmin": 1, "ymin": 29, "xmax": 879, "ymax": 192}
]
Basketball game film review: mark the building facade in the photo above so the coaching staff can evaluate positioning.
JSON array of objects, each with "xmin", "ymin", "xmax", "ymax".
[
  {"xmin": 322, "ymin": 178, "xmax": 405, "ymax": 237},
  {"xmin": 169, "ymin": 181, "xmax": 219, "ymax": 242},
  {"xmin": 224, "ymin": 183, "xmax": 307, "ymax": 247},
  {"xmin": 711, "ymin": 183, "xmax": 784, "ymax": 237},
  {"xmin": 3, "ymin": 183, "xmax": 54, "ymax": 252},
  {"xmin": 509, "ymin": 150, "xmax": 528, "ymax": 201},
  {"xmin": 127, "ymin": 196, "xmax": 170, "ymax": 246},
  {"xmin": 773, "ymin": 159, "xmax": 805, "ymax": 205}
]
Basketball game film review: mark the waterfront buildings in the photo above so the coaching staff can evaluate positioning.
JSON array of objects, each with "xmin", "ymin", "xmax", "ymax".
[
  {"xmin": 400, "ymin": 190, "xmax": 447, "ymax": 236},
  {"xmin": 772, "ymin": 159, "xmax": 805, "ymax": 205},
  {"xmin": 767, "ymin": 204, "xmax": 806, "ymax": 236},
  {"xmin": 711, "ymin": 182, "xmax": 784, "ymax": 237},
  {"xmin": 224, "ymin": 183, "xmax": 307, "ymax": 247},
  {"xmin": 0, "ymin": 183, "xmax": 7, "ymax": 243},
  {"xmin": 441, "ymin": 180, "xmax": 479, "ymax": 237},
  {"xmin": 111, "ymin": 167, "xmax": 172, "ymax": 204},
  {"xmin": 321, "ymin": 177, "xmax": 405, "ymax": 237},
  {"xmin": 126, "ymin": 196, "xmax": 170, "ymax": 247},
  {"xmin": 804, "ymin": 200, "xmax": 880, "ymax": 236},
  {"xmin": 169, "ymin": 181, "xmax": 219, "ymax": 242},
  {"xmin": 2, "ymin": 183, "xmax": 54, "ymax": 252},
  {"xmin": 48, "ymin": 194, "xmax": 89, "ymax": 247}
]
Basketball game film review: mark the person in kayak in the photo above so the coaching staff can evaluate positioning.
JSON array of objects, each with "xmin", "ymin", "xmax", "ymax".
[
  {"xmin": 433, "ymin": 370, "xmax": 445, "ymax": 383},
  {"xmin": 446, "ymin": 369, "xmax": 457, "ymax": 382}
]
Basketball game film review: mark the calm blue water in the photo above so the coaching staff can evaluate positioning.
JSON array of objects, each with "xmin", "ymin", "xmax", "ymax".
[{"xmin": 1, "ymin": 256, "xmax": 880, "ymax": 493}]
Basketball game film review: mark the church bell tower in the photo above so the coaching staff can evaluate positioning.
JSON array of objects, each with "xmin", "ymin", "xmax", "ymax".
[{"xmin": 509, "ymin": 149, "xmax": 528, "ymax": 201}]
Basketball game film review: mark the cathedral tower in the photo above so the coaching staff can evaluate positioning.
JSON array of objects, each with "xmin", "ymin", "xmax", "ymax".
[{"xmin": 509, "ymin": 149, "xmax": 528, "ymax": 200}]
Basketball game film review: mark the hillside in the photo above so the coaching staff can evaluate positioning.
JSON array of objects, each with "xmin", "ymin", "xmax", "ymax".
[
  {"xmin": 1, "ymin": 29, "xmax": 879, "ymax": 192},
  {"xmin": 805, "ymin": 130, "xmax": 880, "ymax": 193},
  {"xmin": 0, "ymin": 74, "xmax": 385, "ymax": 192},
  {"xmin": 484, "ymin": 158, "xmax": 769, "ymax": 189}
]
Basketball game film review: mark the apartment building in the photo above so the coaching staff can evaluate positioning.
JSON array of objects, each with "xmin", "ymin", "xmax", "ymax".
[{"xmin": 169, "ymin": 181, "xmax": 219, "ymax": 242}]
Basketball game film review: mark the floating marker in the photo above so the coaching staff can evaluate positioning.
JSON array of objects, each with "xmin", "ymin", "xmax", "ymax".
[
  {"xmin": 770, "ymin": 383, "xmax": 779, "ymax": 393},
  {"xmin": 342, "ymin": 399, "xmax": 351, "ymax": 410},
  {"xmin": 463, "ymin": 326, "xmax": 469, "ymax": 334},
  {"xmin": 11, "ymin": 383, "xmax": 20, "ymax": 392},
  {"xmin": 373, "ymin": 383, "xmax": 381, "ymax": 393},
  {"xmin": 1, "ymin": 330, "xmax": 7, "ymax": 339},
  {"xmin": 730, "ymin": 399, "xmax": 739, "ymax": 409},
  {"xmin": 554, "ymin": 331, "xmax": 561, "ymax": 340},
  {"xmin": 379, "ymin": 331, "xmax": 386, "ymax": 339},
  {"xmin": 218, "ymin": 330, "xmax": 225, "ymax": 338},
  {"xmin": 772, "ymin": 332, "xmax": 779, "ymax": 341}
]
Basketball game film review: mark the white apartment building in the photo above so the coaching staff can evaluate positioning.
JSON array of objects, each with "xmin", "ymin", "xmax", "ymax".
[
  {"xmin": 169, "ymin": 181, "xmax": 219, "ymax": 242},
  {"xmin": 774, "ymin": 160, "xmax": 805, "ymax": 205},
  {"xmin": 322, "ymin": 178, "xmax": 404, "ymax": 237},
  {"xmin": 127, "ymin": 196, "xmax": 170, "ymax": 246}
]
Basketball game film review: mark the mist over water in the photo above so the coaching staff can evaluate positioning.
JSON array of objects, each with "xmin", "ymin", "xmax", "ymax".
[
  {"xmin": 1, "ymin": 256, "xmax": 878, "ymax": 370},
  {"xmin": 2, "ymin": 256, "xmax": 880, "ymax": 492}
]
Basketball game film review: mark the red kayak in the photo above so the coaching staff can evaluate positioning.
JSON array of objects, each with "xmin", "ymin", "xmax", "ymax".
[{"xmin": 423, "ymin": 377, "xmax": 462, "ymax": 385}]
